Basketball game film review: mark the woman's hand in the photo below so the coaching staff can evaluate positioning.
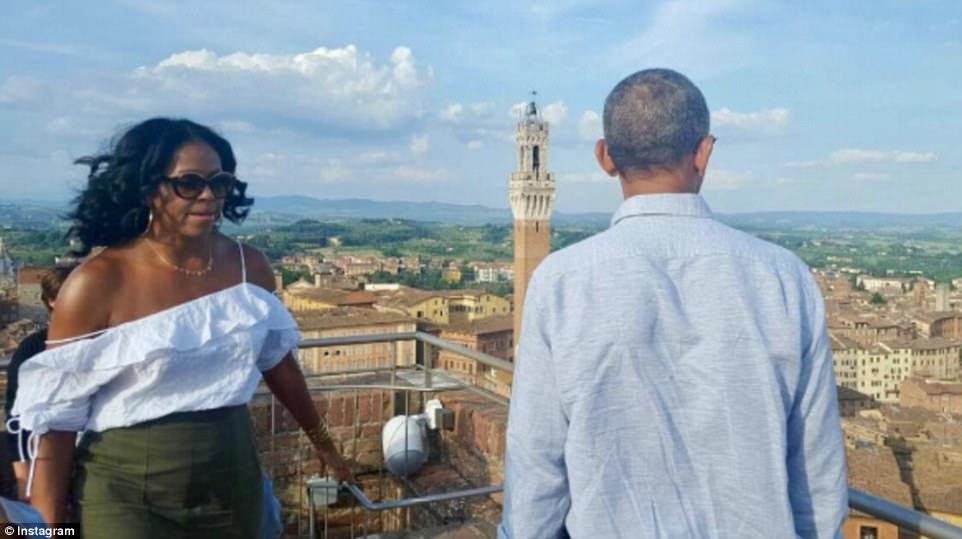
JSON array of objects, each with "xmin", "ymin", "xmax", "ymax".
[{"xmin": 318, "ymin": 444, "xmax": 355, "ymax": 484}]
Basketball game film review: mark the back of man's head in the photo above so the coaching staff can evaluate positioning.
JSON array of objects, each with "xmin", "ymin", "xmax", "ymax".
[{"xmin": 603, "ymin": 69, "xmax": 709, "ymax": 175}]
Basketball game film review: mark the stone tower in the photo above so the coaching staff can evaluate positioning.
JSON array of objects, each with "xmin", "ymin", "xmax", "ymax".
[{"xmin": 509, "ymin": 98, "xmax": 555, "ymax": 342}]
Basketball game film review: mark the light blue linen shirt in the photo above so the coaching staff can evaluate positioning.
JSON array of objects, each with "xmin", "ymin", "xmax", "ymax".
[{"xmin": 499, "ymin": 194, "xmax": 847, "ymax": 539}]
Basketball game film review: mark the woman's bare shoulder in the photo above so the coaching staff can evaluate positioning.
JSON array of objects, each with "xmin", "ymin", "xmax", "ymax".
[
  {"xmin": 47, "ymin": 249, "xmax": 124, "ymax": 342},
  {"xmin": 236, "ymin": 241, "xmax": 276, "ymax": 293}
]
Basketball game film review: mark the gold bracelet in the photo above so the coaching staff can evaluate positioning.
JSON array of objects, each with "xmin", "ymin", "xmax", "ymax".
[{"xmin": 305, "ymin": 422, "xmax": 333, "ymax": 449}]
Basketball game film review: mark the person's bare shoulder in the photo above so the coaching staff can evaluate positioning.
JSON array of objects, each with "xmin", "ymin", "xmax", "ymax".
[
  {"xmin": 47, "ymin": 250, "xmax": 122, "ymax": 343},
  {"xmin": 238, "ymin": 243, "xmax": 277, "ymax": 293}
]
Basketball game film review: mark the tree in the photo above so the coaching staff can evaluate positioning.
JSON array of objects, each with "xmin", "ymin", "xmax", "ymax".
[{"xmin": 869, "ymin": 292, "xmax": 887, "ymax": 305}]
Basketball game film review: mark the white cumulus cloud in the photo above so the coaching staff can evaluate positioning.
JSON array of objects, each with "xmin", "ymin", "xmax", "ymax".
[
  {"xmin": 893, "ymin": 151, "xmax": 937, "ymax": 163},
  {"xmin": 409, "ymin": 134, "xmax": 430, "ymax": 155},
  {"xmin": 440, "ymin": 103, "xmax": 463, "ymax": 123},
  {"xmin": 394, "ymin": 165, "xmax": 447, "ymax": 182},
  {"xmin": 831, "ymin": 148, "xmax": 937, "ymax": 164},
  {"xmin": 558, "ymin": 171, "xmax": 611, "ymax": 183},
  {"xmin": 704, "ymin": 169, "xmax": 752, "ymax": 190},
  {"xmin": 541, "ymin": 100, "xmax": 568, "ymax": 126},
  {"xmin": 470, "ymin": 101, "xmax": 495, "ymax": 116},
  {"xmin": 0, "ymin": 75, "xmax": 45, "ymax": 105},
  {"xmin": 578, "ymin": 110, "xmax": 602, "ymax": 141},
  {"xmin": 711, "ymin": 107, "xmax": 790, "ymax": 132},
  {"xmin": 130, "ymin": 44, "xmax": 430, "ymax": 130},
  {"xmin": 318, "ymin": 159, "xmax": 352, "ymax": 184},
  {"xmin": 467, "ymin": 140, "xmax": 483, "ymax": 150},
  {"xmin": 851, "ymin": 172, "xmax": 891, "ymax": 182}
]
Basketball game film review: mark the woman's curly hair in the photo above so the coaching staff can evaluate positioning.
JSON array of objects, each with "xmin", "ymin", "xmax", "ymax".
[{"xmin": 67, "ymin": 118, "xmax": 253, "ymax": 255}]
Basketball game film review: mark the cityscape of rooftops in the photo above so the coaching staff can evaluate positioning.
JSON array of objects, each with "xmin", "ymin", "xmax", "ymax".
[{"xmin": 1, "ymin": 2, "xmax": 961, "ymax": 538}]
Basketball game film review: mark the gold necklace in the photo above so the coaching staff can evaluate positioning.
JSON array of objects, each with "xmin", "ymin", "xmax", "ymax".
[{"xmin": 144, "ymin": 237, "xmax": 213, "ymax": 277}]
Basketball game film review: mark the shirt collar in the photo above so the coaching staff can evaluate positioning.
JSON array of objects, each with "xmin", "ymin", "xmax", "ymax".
[{"xmin": 610, "ymin": 193, "xmax": 714, "ymax": 227}]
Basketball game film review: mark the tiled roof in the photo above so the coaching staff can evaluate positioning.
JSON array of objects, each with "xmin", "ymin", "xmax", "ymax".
[
  {"xmin": 295, "ymin": 307, "xmax": 416, "ymax": 330},
  {"xmin": 442, "ymin": 314, "xmax": 513, "ymax": 336},
  {"xmin": 845, "ymin": 447, "xmax": 914, "ymax": 507}
]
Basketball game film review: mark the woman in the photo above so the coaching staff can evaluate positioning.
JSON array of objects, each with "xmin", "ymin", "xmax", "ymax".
[{"xmin": 11, "ymin": 118, "xmax": 353, "ymax": 537}]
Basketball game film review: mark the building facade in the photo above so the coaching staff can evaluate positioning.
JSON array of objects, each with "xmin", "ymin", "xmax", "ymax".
[
  {"xmin": 832, "ymin": 334, "xmax": 962, "ymax": 402},
  {"xmin": 509, "ymin": 98, "xmax": 555, "ymax": 340},
  {"xmin": 437, "ymin": 314, "xmax": 513, "ymax": 398},
  {"xmin": 294, "ymin": 307, "xmax": 417, "ymax": 374},
  {"xmin": 900, "ymin": 377, "xmax": 962, "ymax": 416}
]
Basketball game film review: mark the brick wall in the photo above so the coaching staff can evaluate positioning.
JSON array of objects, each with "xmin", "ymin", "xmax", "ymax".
[
  {"xmin": 250, "ymin": 382, "xmax": 397, "ymax": 537},
  {"xmin": 250, "ymin": 377, "xmax": 510, "ymax": 537},
  {"xmin": 437, "ymin": 389, "xmax": 508, "ymax": 506}
]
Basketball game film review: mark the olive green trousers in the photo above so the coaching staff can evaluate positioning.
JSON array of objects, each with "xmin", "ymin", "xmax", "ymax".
[{"xmin": 74, "ymin": 406, "xmax": 263, "ymax": 538}]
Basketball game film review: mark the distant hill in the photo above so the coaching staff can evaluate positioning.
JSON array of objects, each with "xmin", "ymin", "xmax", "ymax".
[
  {"xmin": 0, "ymin": 202, "xmax": 69, "ymax": 229},
  {"xmin": 719, "ymin": 211, "xmax": 962, "ymax": 230},
  {"xmin": 1, "ymin": 196, "xmax": 959, "ymax": 231},
  {"xmin": 251, "ymin": 196, "xmax": 611, "ymax": 227}
]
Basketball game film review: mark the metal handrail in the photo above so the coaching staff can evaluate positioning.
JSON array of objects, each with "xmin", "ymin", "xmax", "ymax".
[
  {"xmin": 849, "ymin": 488, "xmax": 962, "ymax": 539},
  {"xmin": 300, "ymin": 330, "xmax": 515, "ymax": 374},
  {"xmin": 2, "ymin": 329, "xmax": 959, "ymax": 536},
  {"xmin": 294, "ymin": 332, "xmax": 962, "ymax": 538},
  {"xmin": 339, "ymin": 482, "xmax": 502, "ymax": 512}
]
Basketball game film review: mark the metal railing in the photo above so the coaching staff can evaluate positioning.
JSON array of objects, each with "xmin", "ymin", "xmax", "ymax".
[
  {"xmin": 849, "ymin": 488, "xmax": 962, "ymax": 539},
  {"xmin": 1, "ymin": 330, "xmax": 961, "ymax": 538},
  {"xmin": 293, "ymin": 331, "xmax": 962, "ymax": 539}
]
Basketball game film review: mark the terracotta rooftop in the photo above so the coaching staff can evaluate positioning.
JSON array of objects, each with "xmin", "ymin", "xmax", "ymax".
[
  {"xmin": 912, "ymin": 311, "xmax": 962, "ymax": 324},
  {"xmin": 837, "ymin": 385, "xmax": 874, "ymax": 402},
  {"xmin": 289, "ymin": 287, "xmax": 377, "ymax": 307},
  {"xmin": 441, "ymin": 314, "xmax": 513, "ymax": 336},
  {"xmin": 16, "ymin": 267, "xmax": 47, "ymax": 286},
  {"xmin": 906, "ymin": 377, "xmax": 962, "ymax": 396},
  {"xmin": 374, "ymin": 287, "xmax": 441, "ymax": 308},
  {"xmin": 909, "ymin": 446, "xmax": 962, "ymax": 515},
  {"xmin": 829, "ymin": 333, "xmax": 860, "ymax": 351},
  {"xmin": 294, "ymin": 307, "xmax": 416, "ymax": 331},
  {"xmin": 845, "ymin": 447, "xmax": 914, "ymax": 507},
  {"xmin": 881, "ymin": 338, "xmax": 961, "ymax": 351}
]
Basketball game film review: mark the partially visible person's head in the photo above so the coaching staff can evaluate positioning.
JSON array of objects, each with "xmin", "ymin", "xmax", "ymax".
[
  {"xmin": 40, "ymin": 264, "xmax": 77, "ymax": 311},
  {"xmin": 599, "ymin": 68, "xmax": 711, "ymax": 183},
  {"xmin": 68, "ymin": 118, "xmax": 253, "ymax": 254}
]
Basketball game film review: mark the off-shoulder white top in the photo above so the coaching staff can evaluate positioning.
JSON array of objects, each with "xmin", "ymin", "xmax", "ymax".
[{"xmin": 10, "ymin": 241, "xmax": 299, "ymax": 483}]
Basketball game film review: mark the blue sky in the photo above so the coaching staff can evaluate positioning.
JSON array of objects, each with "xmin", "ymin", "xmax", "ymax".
[{"xmin": 1, "ymin": 1, "xmax": 959, "ymax": 213}]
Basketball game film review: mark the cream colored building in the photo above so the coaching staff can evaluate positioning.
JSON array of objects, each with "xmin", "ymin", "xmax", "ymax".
[
  {"xmin": 441, "ymin": 289, "xmax": 511, "ymax": 325},
  {"xmin": 373, "ymin": 287, "xmax": 510, "ymax": 326},
  {"xmin": 438, "ymin": 314, "xmax": 514, "ymax": 399},
  {"xmin": 831, "ymin": 333, "xmax": 962, "ymax": 402},
  {"xmin": 856, "ymin": 275, "xmax": 907, "ymax": 293},
  {"xmin": 294, "ymin": 307, "xmax": 416, "ymax": 374}
]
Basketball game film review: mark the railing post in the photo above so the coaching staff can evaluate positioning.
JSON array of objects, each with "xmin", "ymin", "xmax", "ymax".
[{"xmin": 423, "ymin": 340, "xmax": 433, "ymax": 390}]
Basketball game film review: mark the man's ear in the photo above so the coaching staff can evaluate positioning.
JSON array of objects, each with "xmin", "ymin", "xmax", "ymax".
[
  {"xmin": 595, "ymin": 139, "xmax": 619, "ymax": 177},
  {"xmin": 693, "ymin": 135, "xmax": 715, "ymax": 179}
]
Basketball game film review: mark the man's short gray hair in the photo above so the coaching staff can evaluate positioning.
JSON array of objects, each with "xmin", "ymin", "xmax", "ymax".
[{"xmin": 603, "ymin": 68, "xmax": 709, "ymax": 174}]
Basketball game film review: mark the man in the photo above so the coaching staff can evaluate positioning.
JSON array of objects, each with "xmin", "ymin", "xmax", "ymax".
[
  {"xmin": 499, "ymin": 69, "xmax": 847, "ymax": 538},
  {"xmin": 4, "ymin": 264, "xmax": 75, "ymax": 500}
]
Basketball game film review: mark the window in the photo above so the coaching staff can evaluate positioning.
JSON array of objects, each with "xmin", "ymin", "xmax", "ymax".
[{"xmin": 859, "ymin": 525, "xmax": 878, "ymax": 539}]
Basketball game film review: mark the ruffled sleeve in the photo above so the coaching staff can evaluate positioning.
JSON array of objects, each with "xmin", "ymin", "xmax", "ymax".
[
  {"xmin": 257, "ymin": 326, "xmax": 301, "ymax": 371},
  {"xmin": 245, "ymin": 284, "xmax": 301, "ymax": 371},
  {"xmin": 11, "ymin": 340, "xmax": 126, "ymax": 434}
]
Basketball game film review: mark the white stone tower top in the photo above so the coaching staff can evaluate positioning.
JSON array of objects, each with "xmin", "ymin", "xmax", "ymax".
[{"xmin": 509, "ymin": 98, "xmax": 556, "ymax": 222}]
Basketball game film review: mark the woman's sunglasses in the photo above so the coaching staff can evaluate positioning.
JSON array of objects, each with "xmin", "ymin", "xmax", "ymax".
[{"xmin": 162, "ymin": 171, "xmax": 237, "ymax": 200}]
